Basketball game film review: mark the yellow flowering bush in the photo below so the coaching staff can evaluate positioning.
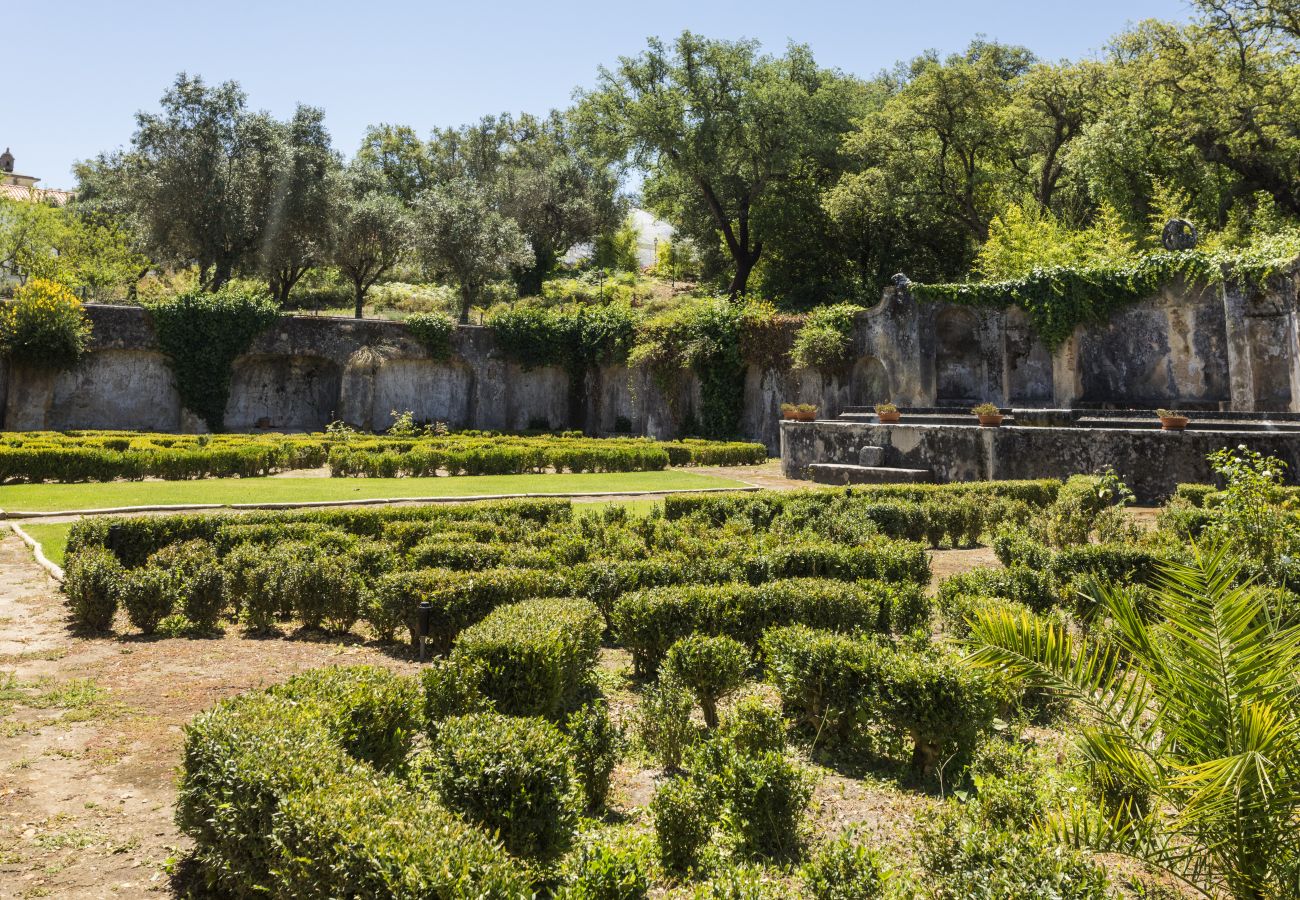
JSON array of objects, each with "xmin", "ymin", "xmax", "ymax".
[{"xmin": 0, "ymin": 278, "xmax": 93, "ymax": 370}]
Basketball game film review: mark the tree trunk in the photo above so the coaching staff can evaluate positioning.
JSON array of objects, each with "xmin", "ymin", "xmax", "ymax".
[
  {"xmin": 210, "ymin": 260, "xmax": 233, "ymax": 293},
  {"xmin": 727, "ymin": 248, "xmax": 761, "ymax": 297},
  {"xmin": 353, "ymin": 282, "xmax": 366, "ymax": 319},
  {"xmin": 458, "ymin": 286, "xmax": 473, "ymax": 325}
]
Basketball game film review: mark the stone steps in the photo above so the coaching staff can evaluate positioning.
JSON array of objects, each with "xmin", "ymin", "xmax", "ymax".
[{"xmin": 808, "ymin": 463, "xmax": 933, "ymax": 485}]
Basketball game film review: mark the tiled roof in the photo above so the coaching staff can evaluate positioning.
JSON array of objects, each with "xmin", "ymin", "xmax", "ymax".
[{"xmin": 0, "ymin": 183, "xmax": 73, "ymax": 205}]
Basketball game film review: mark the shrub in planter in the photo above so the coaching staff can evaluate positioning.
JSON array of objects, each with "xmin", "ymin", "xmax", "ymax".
[
  {"xmin": 801, "ymin": 829, "xmax": 890, "ymax": 899},
  {"xmin": 665, "ymin": 634, "xmax": 750, "ymax": 728},
  {"xmin": 63, "ymin": 547, "xmax": 124, "ymax": 632},
  {"xmin": 429, "ymin": 712, "xmax": 579, "ymax": 860},
  {"xmin": 635, "ymin": 674, "xmax": 699, "ymax": 771},
  {"xmin": 650, "ymin": 774, "xmax": 716, "ymax": 873},
  {"xmin": 555, "ymin": 833, "xmax": 654, "ymax": 900},
  {"xmin": 566, "ymin": 699, "xmax": 625, "ymax": 813},
  {"xmin": 451, "ymin": 597, "xmax": 602, "ymax": 719},
  {"xmin": 121, "ymin": 565, "xmax": 174, "ymax": 634}
]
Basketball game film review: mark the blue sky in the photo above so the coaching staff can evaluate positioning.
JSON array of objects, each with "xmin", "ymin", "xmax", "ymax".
[{"xmin": 11, "ymin": 0, "xmax": 1192, "ymax": 189}]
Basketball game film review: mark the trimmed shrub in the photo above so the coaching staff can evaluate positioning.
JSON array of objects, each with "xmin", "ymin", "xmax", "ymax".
[
  {"xmin": 937, "ymin": 565, "xmax": 1056, "ymax": 615},
  {"xmin": 451, "ymin": 597, "xmax": 602, "ymax": 719},
  {"xmin": 429, "ymin": 712, "xmax": 579, "ymax": 860},
  {"xmin": 149, "ymin": 540, "xmax": 225, "ymax": 630},
  {"xmin": 121, "ymin": 565, "xmax": 173, "ymax": 634},
  {"xmin": 635, "ymin": 674, "xmax": 699, "ymax": 771},
  {"xmin": 665, "ymin": 634, "xmax": 750, "ymax": 728},
  {"xmin": 176, "ymin": 669, "xmax": 526, "ymax": 896},
  {"xmin": 566, "ymin": 699, "xmax": 625, "ymax": 813},
  {"xmin": 883, "ymin": 650, "xmax": 1000, "ymax": 775},
  {"xmin": 720, "ymin": 691, "xmax": 787, "ymax": 755},
  {"xmin": 802, "ymin": 829, "xmax": 890, "ymax": 900},
  {"xmin": 555, "ymin": 834, "xmax": 653, "ymax": 900},
  {"xmin": 270, "ymin": 666, "xmax": 422, "ymax": 772},
  {"xmin": 715, "ymin": 747, "xmax": 812, "ymax": 860},
  {"xmin": 651, "ymin": 775, "xmax": 716, "ymax": 873},
  {"xmin": 62, "ymin": 547, "xmax": 123, "ymax": 631},
  {"xmin": 761, "ymin": 625, "xmax": 885, "ymax": 744}
]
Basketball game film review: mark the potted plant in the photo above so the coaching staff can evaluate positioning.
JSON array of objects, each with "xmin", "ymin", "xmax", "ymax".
[
  {"xmin": 971, "ymin": 402, "xmax": 1005, "ymax": 427},
  {"xmin": 1156, "ymin": 408, "xmax": 1189, "ymax": 431},
  {"xmin": 875, "ymin": 401, "xmax": 901, "ymax": 424},
  {"xmin": 780, "ymin": 403, "xmax": 817, "ymax": 422}
]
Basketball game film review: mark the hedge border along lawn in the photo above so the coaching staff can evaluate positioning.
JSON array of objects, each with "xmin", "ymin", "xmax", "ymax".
[
  {"xmin": 0, "ymin": 469, "xmax": 747, "ymax": 514},
  {"xmin": 0, "ymin": 429, "xmax": 767, "ymax": 483}
]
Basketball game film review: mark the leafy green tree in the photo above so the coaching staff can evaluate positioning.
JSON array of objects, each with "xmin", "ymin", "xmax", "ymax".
[
  {"xmin": 0, "ymin": 196, "xmax": 148, "ymax": 299},
  {"xmin": 355, "ymin": 124, "xmax": 436, "ymax": 203},
  {"xmin": 968, "ymin": 548, "xmax": 1300, "ymax": 900},
  {"xmin": 414, "ymin": 178, "xmax": 533, "ymax": 323},
  {"xmin": 258, "ymin": 106, "xmax": 340, "ymax": 303},
  {"xmin": 578, "ymin": 32, "xmax": 866, "ymax": 296},
  {"xmin": 97, "ymin": 74, "xmax": 291, "ymax": 290},
  {"xmin": 591, "ymin": 215, "xmax": 640, "ymax": 272},
  {"xmin": 426, "ymin": 112, "xmax": 624, "ymax": 294},
  {"xmin": 328, "ymin": 164, "xmax": 414, "ymax": 318}
]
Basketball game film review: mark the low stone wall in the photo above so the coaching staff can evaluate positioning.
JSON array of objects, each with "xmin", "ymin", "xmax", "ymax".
[{"xmin": 780, "ymin": 420, "xmax": 1300, "ymax": 501}]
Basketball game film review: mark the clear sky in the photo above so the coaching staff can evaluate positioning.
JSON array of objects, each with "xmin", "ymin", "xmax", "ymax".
[{"xmin": 10, "ymin": 0, "xmax": 1194, "ymax": 189}]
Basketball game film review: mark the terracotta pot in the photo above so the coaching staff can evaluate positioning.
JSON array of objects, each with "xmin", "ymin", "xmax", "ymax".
[
  {"xmin": 1160, "ymin": 415, "xmax": 1189, "ymax": 431},
  {"xmin": 796, "ymin": 410, "xmax": 817, "ymax": 422},
  {"xmin": 877, "ymin": 411, "xmax": 901, "ymax": 424},
  {"xmin": 977, "ymin": 414, "xmax": 1005, "ymax": 427}
]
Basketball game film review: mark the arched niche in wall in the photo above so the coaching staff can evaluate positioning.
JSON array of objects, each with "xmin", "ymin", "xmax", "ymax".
[
  {"xmin": 225, "ymin": 354, "xmax": 343, "ymax": 431},
  {"xmin": 934, "ymin": 307, "xmax": 982, "ymax": 404},
  {"xmin": 849, "ymin": 356, "xmax": 891, "ymax": 406}
]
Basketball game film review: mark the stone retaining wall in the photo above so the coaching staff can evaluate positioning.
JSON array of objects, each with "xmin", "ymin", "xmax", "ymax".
[
  {"xmin": 2, "ymin": 265, "xmax": 1297, "ymax": 450},
  {"xmin": 780, "ymin": 420, "xmax": 1300, "ymax": 501}
]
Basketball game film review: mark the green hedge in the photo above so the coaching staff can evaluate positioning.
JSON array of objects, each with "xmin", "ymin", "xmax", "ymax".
[
  {"xmin": 612, "ymin": 577, "xmax": 929, "ymax": 675},
  {"xmin": 452, "ymin": 597, "xmax": 603, "ymax": 719},
  {"xmin": 762, "ymin": 626, "xmax": 998, "ymax": 772},
  {"xmin": 176, "ymin": 666, "xmax": 528, "ymax": 896},
  {"xmin": 0, "ymin": 429, "xmax": 763, "ymax": 483}
]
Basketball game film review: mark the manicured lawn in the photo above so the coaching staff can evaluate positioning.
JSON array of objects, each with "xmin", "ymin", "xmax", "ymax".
[
  {"xmin": 18, "ymin": 522, "xmax": 71, "ymax": 567},
  {"xmin": 0, "ymin": 470, "xmax": 747, "ymax": 514}
]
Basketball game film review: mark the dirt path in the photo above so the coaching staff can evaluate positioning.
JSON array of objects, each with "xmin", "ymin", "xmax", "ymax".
[{"xmin": 0, "ymin": 534, "xmax": 424, "ymax": 899}]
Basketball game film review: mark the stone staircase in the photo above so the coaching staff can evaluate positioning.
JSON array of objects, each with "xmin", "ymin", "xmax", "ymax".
[{"xmin": 806, "ymin": 444, "xmax": 932, "ymax": 486}]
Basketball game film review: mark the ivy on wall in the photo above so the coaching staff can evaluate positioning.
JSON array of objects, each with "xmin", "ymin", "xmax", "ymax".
[
  {"xmin": 913, "ymin": 248, "xmax": 1295, "ymax": 348},
  {"xmin": 405, "ymin": 312, "xmax": 455, "ymax": 361},
  {"xmin": 790, "ymin": 302, "xmax": 865, "ymax": 370},
  {"xmin": 488, "ymin": 304, "xmax": 637, "ymax": 430},
  {"xmin": 146, "ymin": 286, "xmax": 279, "ymax": 431}
]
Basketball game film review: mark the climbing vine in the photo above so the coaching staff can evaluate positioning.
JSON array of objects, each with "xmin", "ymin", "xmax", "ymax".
[
  {"xmin": 488, "ymin": 304, "xmax": 637, "ymax": 430},
  {"xmin": 790, "ymin": 302, "xmax": 865, "ymax": 369},
  {"xmin": 146, "ymin": 286, "xmax": 279, "ymax": 431},
  {"xmin": 913, "ymin": 247, "xmax": 1297, "ymax": 348},
  {"xmin": 405, "ymin": 312, "xmax": 455, "ymax": 360}
]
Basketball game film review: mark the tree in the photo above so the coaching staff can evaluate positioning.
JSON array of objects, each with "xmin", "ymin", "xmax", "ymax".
[
  {"xmin": 355, "ymin": 124, "xmax": 435, "ymax": 203},
  {"xmin": 0, "ymin": 196, "xmax": 147, "ymax": 299},
  {"xmin": 577, "ymin": 32, "xmax": 866, "ymax": 297},
  {"xmin": 328, "ymin": 164, "xmax": 413, "ymax": 318},
  {"xmin": 117, "ymin": 74, "xmax": 289, "ymax": 291},
  {"xmin": 414, "ymin": 179, "xmax": 532, "ymax": 323},
  {"xmin": 425, "ymin": 112, "xmax": 623, "ymax": 294},
  {"xmin": 258, "ymin": 105, "xmax": 340, "ymax": 304},
  {"xmin": 968, "ymin": 548, "xmax": 1300, "ymax": 899}
]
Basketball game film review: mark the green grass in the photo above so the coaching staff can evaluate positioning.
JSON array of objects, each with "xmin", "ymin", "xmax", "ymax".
[
  {"xmin": 19, "ymin": 523, "xmax": 70, "ymax": 567},
  {"xmin": 0, "ymin": 470, "xmax": 746, "ymax": 515}
]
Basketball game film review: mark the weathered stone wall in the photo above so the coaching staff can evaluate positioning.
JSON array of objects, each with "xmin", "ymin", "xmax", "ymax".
[
  {"xmin": 2, "ymin": 266, "xmax": 1297, "ymax": 449},
  {"xmin": 781, "ymin": 420, "xmax": 1300, "ymax": 502}
]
